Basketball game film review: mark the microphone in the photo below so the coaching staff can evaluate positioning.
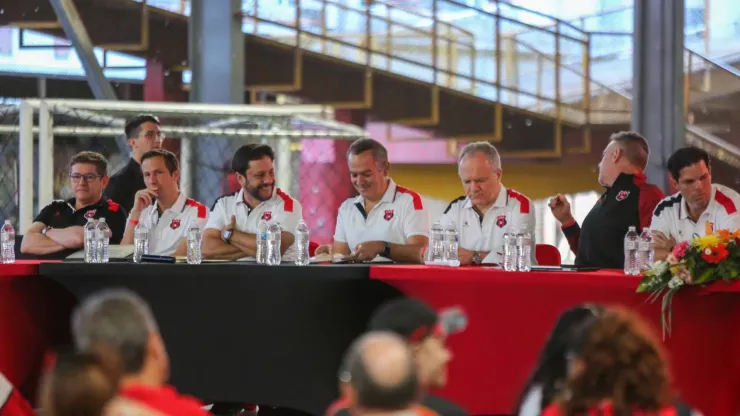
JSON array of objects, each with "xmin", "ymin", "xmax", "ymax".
[{"xmin": 139, "ymin": 254, "xmax": 176, "ymax": 264}]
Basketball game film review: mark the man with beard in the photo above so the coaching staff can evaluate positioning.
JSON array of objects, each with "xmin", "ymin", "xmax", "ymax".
[
  {"xmin": 650, "ymin": 147, "xmax": 740, "ymax": 260},
  {"xmin": 203, "ymin": 144, "xmax": 303, "ymax": 261},
  {"xmin": 21, "ymin": 151, "xmax": 127, "ymax": 257}
]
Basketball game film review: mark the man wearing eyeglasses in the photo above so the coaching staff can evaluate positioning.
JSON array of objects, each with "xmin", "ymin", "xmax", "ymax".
[
  {"xmin": 104, "ymin": 114, "xmax": 163, "ymax": 214},
  {"xmin": 21, "ymin": 151, "xmax": 127, "ymax": 257}
]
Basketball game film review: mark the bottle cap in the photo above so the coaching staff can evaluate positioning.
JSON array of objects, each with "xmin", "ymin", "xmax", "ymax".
[{"xmin": 3, "ymin": 220, "xmax": 9, "ymax": 225}]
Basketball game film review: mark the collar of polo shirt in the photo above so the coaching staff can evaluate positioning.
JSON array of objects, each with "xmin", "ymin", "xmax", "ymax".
[
  {"xmin": 234, "ymin": 187, "xmax": 278, "ymax": 211},
  {"xmin": 462, "ymin": 185, "xmax": 508, "ymax": 211},
  {"xmin": 353, "ymin": 178, "xmax": 398, "ymax": 207},
  {"xmin": 149, "ymin": 193, "xmax": 187, "ymax": 220}
]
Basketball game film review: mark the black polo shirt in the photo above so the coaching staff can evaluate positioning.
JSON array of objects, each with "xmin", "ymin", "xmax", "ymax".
[
  {"xmin": 562, "ymin": 172, "xmax": 664, "ymax": 269},
  {"xmin": 34, "ymin": 198, "xmax": 127, "ymax": 244},
  {"xmin": 104, "ymin": 158, "xmax": 145, "ymax": 214},
  {"xmin": 328, "ymin": 394, "xmax": 468, "ymax": 416}
]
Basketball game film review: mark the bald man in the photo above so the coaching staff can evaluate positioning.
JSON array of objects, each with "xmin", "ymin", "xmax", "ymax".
[{"xmin": 328, "ymin": 331, "xmax": 438, "ymax": 416}]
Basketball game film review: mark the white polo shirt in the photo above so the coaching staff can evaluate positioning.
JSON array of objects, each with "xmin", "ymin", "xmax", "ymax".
[
  {"xmin": 206, "ymin": 187, "xmax": 303, "ymax": 260},
  {"xmin": 440, "ymin": 186, "xmax": 536, "ymax": 265},
  {"xmin": 650, "ymin": 184, "xmax": 740, "ymax": 243},
  {"xmin": 128, "ymin": 193, "xmax": 209, "ymax": 256},
  {"xmin": 334, "ymin": 179, "xmax": 430, "ymax": 254}
]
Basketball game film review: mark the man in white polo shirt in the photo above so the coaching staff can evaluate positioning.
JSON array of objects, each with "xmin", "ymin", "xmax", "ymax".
[
  {"xmin": 441, "ymin": 142, "xmax": 536, "ymax": 266},
  {"xmin": 203, "ymin": 143, "xmax": 303, "ymax": 261},
  {"xmin": 651, "ymin": 147, "xmax": 740, "ymax": 260},
  {"xmin": 317, "ymin": 138, "xmax": 429, "ymax": 262},
  {"xmin": 121, "ymin": 149, "xmax": 208, "ymax": 256}
]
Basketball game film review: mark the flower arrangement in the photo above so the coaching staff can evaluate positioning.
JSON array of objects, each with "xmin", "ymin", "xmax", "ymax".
[{"xmin": 636, "ymin": 229, "xmax": 740, "ymax": 337}]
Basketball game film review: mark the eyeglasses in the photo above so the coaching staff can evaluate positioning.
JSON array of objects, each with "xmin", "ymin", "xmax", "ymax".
[{"xmin": 69, "ymin": 173, "xmax": 103, "ymax": 183}]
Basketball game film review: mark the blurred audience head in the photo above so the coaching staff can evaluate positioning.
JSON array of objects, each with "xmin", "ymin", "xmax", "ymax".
[
  {"xmin": 560, "ymin": 306, "xmax": 673, "ymax": 414},
  {"xmin": 338, "ymin": 331, "xmax": 419, "ymax": 414},
  {"xmin": 369, "ymin": 298, "xmax": 452, "ymax": 389},
  {"xmin": 598, "ymin": 131, "xmax": 650, "ymax": 187},
  {"xmin": 514, "ymin": 304, "xmax": 603, "ymax": 414},
  {"xmin": 72, "ymin": 289, "xmax": 170, "ymax": 386},
  {"xmin": 39, "ymin": 351, "xmax": 118, "ymax": 416}
]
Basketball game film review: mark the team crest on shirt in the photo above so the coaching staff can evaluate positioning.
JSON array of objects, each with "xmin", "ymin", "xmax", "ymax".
[
  {"xmin": 616, "ymin": 190, "xmax": 630, "ymax": 201},
  {"xmin": 496, "ymin": 215, "xmax": 507, "ymax": 228},
  {"xmin": 170, "ymin": 219, "xmax": 181, "ymax": 230},
  {"xmin": 384, "ymin": 210, "xmax": 394, "ymax": 221},
  {"xmin": 261, "ymin": 211, "xmax": 272, "ymax": 221},
  {"xmin": 84, "ymin": 210, "xmax": 96, "ymax": 219}
]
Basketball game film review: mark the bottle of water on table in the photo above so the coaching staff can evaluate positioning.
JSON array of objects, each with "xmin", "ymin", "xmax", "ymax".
[
  {"xmin": 294, "ymin": 220, "xmax": 310, "ymax": 266},
  {"xmin": 1, "ymin": 220, "xmax": 15, "ymax": 264},
  {"xmin": 266, "ymin": 222, "xmax": 282, "ymax": 266},
  {"xmin": 638, "ymin": 228, "xmax": 654, "ymax": 270},
  {"xmin": 187, "ymin": 224, "xmax": 202, "ymax": 265},
  {"xmin": 133, "ymin": 222, "xmax": 149, "ymax": 263},
  {"xmin": 503, "ymin": 232, "xmax": 517, "ymax": 271},
  {"xmin": 443, "ymin": 221, "xmax": 459, "ymax": 267},
  {"xmin": 84, "ymin": 218, "xmax": 97, "ymax": 263},
  {"xmin": 516, "ymin": 229, "xmax": 533, "ymax": 272},
  {"xmin": 624, "ymin": 226, "xmax": 640, "ymax": 275},
  {"xmin": 430, "ymin": 220, "xmax": 444, "ymax": 262},
  {"xmin": 95, "ymin": 218, "xmax": 111, "ymax": 264},
  {"xmin": 256, "ymin": 220, "xmax": 267, "ymax": 264}
]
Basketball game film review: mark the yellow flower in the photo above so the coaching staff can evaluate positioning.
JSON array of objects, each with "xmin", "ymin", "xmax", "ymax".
[{"xmin": 695, "ymin": 234, "xmax": 720, "ymax": 250}]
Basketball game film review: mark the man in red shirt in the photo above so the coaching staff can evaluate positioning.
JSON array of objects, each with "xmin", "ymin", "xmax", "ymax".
[{"xmin": 72, "ymin": 289, "xmax": 209, "ymax": 416}]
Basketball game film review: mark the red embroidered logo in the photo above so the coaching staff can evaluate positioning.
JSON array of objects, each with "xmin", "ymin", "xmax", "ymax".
[
  {"xmin": 496, "ymin": 215, "xmax": 507, "ymax": 228},
  {"xmin": 170, "ymin": 219, "xmax": 181, "ymax": 230},
  {"xmin": 384, "ymin": 210, "xmax": 394, "ymax": 221},
  {"xmin": 616, "ymin": 190, "xmax": 630, "ymax": 201},
  {"xmin": 261, "ymin": 211, "xmax": 272, "ymax": 221},
  {"xmin": 84, "ymin": 210, "xmax": 96, "ymax": 219},
  {"xmin": 54, "ymin": 211, "xmax": 60, "ymax": 217}
]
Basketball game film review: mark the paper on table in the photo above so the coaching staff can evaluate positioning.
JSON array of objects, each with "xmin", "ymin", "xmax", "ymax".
[{"xmin": 310, "ymin": 253, "xmax": 393, "ymax": 263}]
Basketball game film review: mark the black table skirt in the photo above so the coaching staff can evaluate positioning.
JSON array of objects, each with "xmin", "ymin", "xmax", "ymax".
[{"xmin": 39, "ymin": 262, "xmax": 403, "ymax": 415}]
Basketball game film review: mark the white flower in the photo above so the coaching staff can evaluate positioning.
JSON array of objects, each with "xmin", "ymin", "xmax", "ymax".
[
  {"xmin": 705, "ymin": 248, "xmax": 712, "ymax": 255},
  {"xmin": 653, "ymin": 261, "xmax": 669, "ymax": 275},
  {"xmin": 667, "ymin": 276, "xmax": 685, "ymax": 289}
]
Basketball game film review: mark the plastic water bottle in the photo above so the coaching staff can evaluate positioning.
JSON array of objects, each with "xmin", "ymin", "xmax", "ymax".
[
  {"xmin": 95, "ymin": 218, "xmax": 111, "ymax": 264},
  {"xmin": 266, "ymin": 222, "xmax": 282, "ymax": 266},
  {"xmin": 638, "ymin": 228, "xmax": 654, "ymax": 271},
  {"xmin": 187, "ymin": 224, "xmax": 202, "ymax": 265},
  {"xmin": 516, "ymin": 229, "xmax": 533, "ymax": 272},
  {"xmin": 430, "ymin": 221, "xmax": 444, "ymax": 262},
  {"xmin": 443, "ymin": 221, "xmax": 459, "ymax": 266},
  {"xmin": 624, "ymin": 226, "xmax": 640, "ymax": 275},
  {"xmin": 256, "ymin": 220, "xmax": 268, "ymax": 264},
  {"xmin": 1, "ymin": 220, "xmax": 15, "ymax": 264},
  {"xmin": 294, "ymin": 220, "xmax": 310, "ymax": 266},
  {"xmin": 503, "ymin": 232, "xmax": 517, "ymax": 271},
  {"xmin": 84, "ymin": 218, "xmax": 97, "ymax": 263},
  {"xmin": 133, "ymin": 223, "xmax": 149, "ymax": 263}
]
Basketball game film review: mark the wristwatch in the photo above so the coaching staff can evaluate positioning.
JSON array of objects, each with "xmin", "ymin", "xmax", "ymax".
[
  {"xmin": 381, "ymin": 242, "xmax": 391, "ymax": 258},
  {"xmin": 41, "ymin": 226, "xmax": 51, "ymax": 236},
  {"xmin": 222, "ymin": 228, "xmax": 233, "ymax": 243},
  {"xmin": 472, "ymin": 251, "xmax": 482, "ymax": 265}
]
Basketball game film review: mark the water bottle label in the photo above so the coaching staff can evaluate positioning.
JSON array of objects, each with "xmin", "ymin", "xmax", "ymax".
[
  {"xmin": 625, "ymin": 241, "xmax": 637, "ymax": 250},
  {"xmin": 638, "ymin": 242, "xmax": 652, "ymax": 250}
]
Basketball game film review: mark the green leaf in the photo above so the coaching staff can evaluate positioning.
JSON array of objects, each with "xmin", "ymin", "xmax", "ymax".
[{"xmin": 693, "ymin": 268, "xmax": 714, "ymax": 285}]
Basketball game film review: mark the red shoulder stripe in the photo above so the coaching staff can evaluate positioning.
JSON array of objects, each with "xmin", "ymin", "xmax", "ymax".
[
  {"xmin": 106, "ymin": 200, "xmax": 121, "ymax": 213},
  {"xmin": 275, "ymin": 188, "xmax": 294, "ymax": 212},
  {"xmin": 715, "ymin": 190, "xmax": 737, "ymax": 214},
  {"xmin": 185, "ymin": 198, "xmax": 208, "ymax": 219},
  {"xmin": 396, "ymin": 185, "xmax": 424, "ymax": 210},
  {"xmin": 507, "ymin": 189, "xmax": 530, "ymax": 214}
]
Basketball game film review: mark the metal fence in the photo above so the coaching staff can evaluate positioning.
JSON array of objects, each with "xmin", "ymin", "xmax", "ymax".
[{"xmin": 0, "ymin": 99, "xmax": 367, "ymax": 242}]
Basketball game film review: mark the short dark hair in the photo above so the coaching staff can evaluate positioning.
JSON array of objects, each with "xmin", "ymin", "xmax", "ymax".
[
  {"xmin": 42, "ymin": 351, "xmax": 117, "ymax": 416},
  {"xmin": 667, "ymin": 147, "xmax": 710, "ymax": 181},
  {"xmin": 610, "ymin": 131, "xmax": 649, "ymax": 170},
  {"xmin": 141, "ymin": 149, "xmax": 179, "ymax": 174},
  {"xmin": 231, "ymin": 144, "xmax": 275, "ymax": 175},
  {"xmin": 369, "ymin": 298, "xmax": 438, "ymax": 342},
  {"xmin": 347, "ymin": 138, "xmax": 389, "ymax": 165},
  {"xmin": 69, "ymin": 151, "xmax": 108, "ymax": 176},
  {"xmin": 124, "ymin": 114, "xmax": 160, "ymax": 139},
  {"xmin": 340, "ymin": 333, "xmax": 419, "ymax": 411}
]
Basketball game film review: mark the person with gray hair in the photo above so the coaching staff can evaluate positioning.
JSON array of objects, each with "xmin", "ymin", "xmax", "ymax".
[
  {"xmin": 316, "ymin": 138, "xmax": 430, "ymax": 263},
  {"xmin": 440, "ymin": 141, "xmax": 536, "ymax": 266},
  {"xmin": 72, "ymin": 289, "xmax": 210, "ymax": 415},
  {"xmin": 328, "ymin": 331, "xmax": 437, "ymax": 416}
]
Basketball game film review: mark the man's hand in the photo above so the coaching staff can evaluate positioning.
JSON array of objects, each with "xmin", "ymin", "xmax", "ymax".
[
  {"xmin": 315, "ymin": 244, "xmax": 332, "ymax": 255},
  {"xmin": 458, "ymin": 247, "xmax": 475, "ymax": 266},
  {"xmin": 652, "ymin": 230, "xmax": 676, "ymax": 252},
  {"xmin": 548, "ymin": 194, "xmax": 575, "ymax": 225},
  {"xmin": 131, "ymin": 189, "xmax": 158, "ymax": 217},
  {"xmin": 354, "ymin": 241, "xmax": 385, "ymax": 262},
  {"xmin": 226, "ymin": 215, "xmax": 237, "ymax": 233}
]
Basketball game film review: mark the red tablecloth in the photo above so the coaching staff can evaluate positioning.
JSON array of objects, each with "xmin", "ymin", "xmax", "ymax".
[
  {"xmin": 371, "ymin": 265, "xmax": 740, "ymax": 416},
  {"xmin": 0, "ymin": 261, "xmax": 71, "ymax": 404}
]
